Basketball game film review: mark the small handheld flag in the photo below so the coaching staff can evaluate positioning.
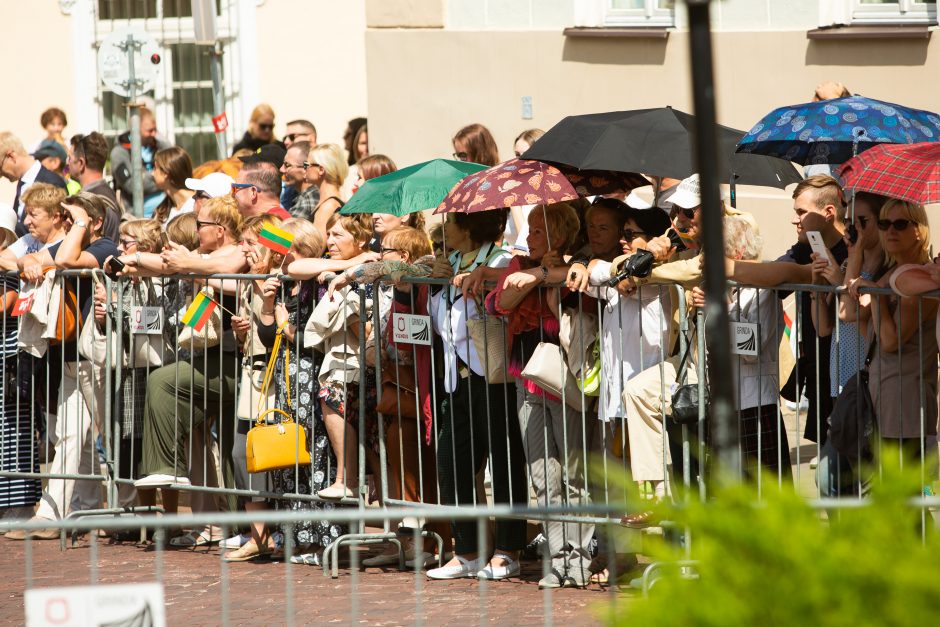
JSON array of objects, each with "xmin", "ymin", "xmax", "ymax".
[
  {"xmin": 12, "ymin": 293, "xmax": 34, "ymax": 317},
  {"xmin": 258, "ymin": 224, "xmax": 294, "ymax": 255},
  {"xmin": 181, "ymin": 290, "xmax": 218, "ymax": 332}
]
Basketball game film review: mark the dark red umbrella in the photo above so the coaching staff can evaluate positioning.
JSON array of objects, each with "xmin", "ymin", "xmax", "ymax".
[
  {"xmin": 839, "ymin": 142, "xmax": 940, "ymax": 205},
  {"xmin": 434, "ymin": 158, "xmax": 647, "ymax": 214}
]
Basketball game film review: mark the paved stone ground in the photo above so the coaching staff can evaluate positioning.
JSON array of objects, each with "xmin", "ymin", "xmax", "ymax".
[{"xmin": 1, "ymin": 532, "xmax": 636, "ymax": 626}]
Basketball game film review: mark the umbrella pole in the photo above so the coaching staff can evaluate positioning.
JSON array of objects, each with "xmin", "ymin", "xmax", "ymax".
[
  {"xmin": 541, "ymin": 204, "xmax": 552, "ymax": 251},
  {"xmin": 729, "ymin": 173, "xmax": 737, "ymax": 209},
  {"xmin": 686, "ymin": 0, "xmax": 741, "ymax": 481}
]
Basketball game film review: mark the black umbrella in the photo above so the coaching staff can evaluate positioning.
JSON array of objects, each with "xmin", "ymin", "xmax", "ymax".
[{"xmin": 521, "ymin": 107, "xmax": 802, "ymax": 194}]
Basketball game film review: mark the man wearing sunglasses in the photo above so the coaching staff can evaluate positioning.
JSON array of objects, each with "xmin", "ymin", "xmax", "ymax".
[
  {"xmin": 279, "ymin": 141, "xmax": 320, "ymax": 219},
  {"xmin": 282, "ymin": 119, "xmax": 316, "ymax": 148},
  {"xmin": 231, "ymin": 163, "xmax": 291, "ymax": 220},
  {"xmin": 730, "ymin": 175, "xmax": 847, "ymax": 447}
]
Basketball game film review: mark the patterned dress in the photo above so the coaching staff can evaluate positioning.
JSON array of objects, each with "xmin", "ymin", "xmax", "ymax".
[
  {"xmin": 1, "ymin": 274, "xmax": 42, "ymax": 509},
  {"xmin": 269, "ymin": 281, "xmax": 345, "ymax": 548}
]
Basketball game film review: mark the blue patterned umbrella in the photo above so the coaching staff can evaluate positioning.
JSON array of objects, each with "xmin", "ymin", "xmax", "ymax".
[{"xmin": 736, "ymin": 96, "xmax": 940, "ymax": 166}]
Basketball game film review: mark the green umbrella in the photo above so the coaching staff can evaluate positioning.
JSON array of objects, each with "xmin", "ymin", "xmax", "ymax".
[{"xmin": 340, "ymin": 158, "xmax": 487, "ymax": 217}]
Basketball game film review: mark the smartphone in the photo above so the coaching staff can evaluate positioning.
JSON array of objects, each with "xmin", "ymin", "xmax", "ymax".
[
  {"xmin": 106, "ymin": 257, "xmax": 126, "ymax": 278},
  {"xmin": 806, "ymin": 230, "xmax": 831, "ymax": 266},
  {"xmin": 845, "ymin": 223, "xmax": 859, "ymax": 245}
]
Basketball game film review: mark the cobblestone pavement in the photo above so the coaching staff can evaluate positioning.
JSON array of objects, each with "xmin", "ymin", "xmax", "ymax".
[{"xmin": 1, "ymin": 532, "xmax": 630, "ymax": 626}]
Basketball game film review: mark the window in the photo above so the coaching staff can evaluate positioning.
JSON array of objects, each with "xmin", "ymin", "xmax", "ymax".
[
  {"xmin": 852, "ymin": 0, "xmax": 936, "ymax": 24},
  {"xmin": 94, "ymin": 0, "xmax": 236, "ymax": 164},
  {"xmin": 605, "ymin": 0, "xmax": 675, "ymax": 27}
]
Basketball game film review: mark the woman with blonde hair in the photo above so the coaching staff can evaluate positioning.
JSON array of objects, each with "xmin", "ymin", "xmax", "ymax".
[
  {"xmin": 485, "ymin": 201, "xmax": 594, "ymax": 589},
  {"xmin": 151, "ymin": 146, "xmax": 195, "ymax": 225},
  {"xmin": 305, "ymin": 143, "xmax": 349, "ymax": 237},
  {"xmin": 847, "ymin": 199, "xmax": 938, "ymax": 469},
  {"xmin": 232, "ymin": 103, "xmax": 279, "ymax": 155}
]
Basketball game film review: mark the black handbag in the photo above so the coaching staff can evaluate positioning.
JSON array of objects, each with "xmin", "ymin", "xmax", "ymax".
[
  {"xmin": 670, "ymin": 325, "xmax": 709, "ymax": 426},
  {"xmin": 828, "ymin": 341, "xmax": 877, "ymax": 462}
]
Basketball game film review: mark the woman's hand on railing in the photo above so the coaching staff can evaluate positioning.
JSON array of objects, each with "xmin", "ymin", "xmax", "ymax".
[
  {"xmin": 690, "ymin": 286, "xmax": 706, "ymax": 309},
  {"xmin": 847, "ymin": 276, "xmax": 876, "ymax": 300},
  {"xmin": 503, "ymin": 269, "xmax": 541, "ymax": 291},
  {"xmin": 429, "ymin": 256, "xmax": 454, "ymax": 279},
  {"xmin": 161, "ymin": 241, "xmax": 196, "ymax": 274},
  {"xmin": 646, "ymin": 235, "xmax": 675, "ymax": 263},
  {"xmin": 566, "ymin": 262, "xmax": 590, "ymax": 292},
  {"xmin": 21, "ymin": 259, "xmax": 44, "ymax": 283}
]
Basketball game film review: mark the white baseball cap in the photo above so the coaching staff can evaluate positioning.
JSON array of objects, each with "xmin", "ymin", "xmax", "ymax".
[
  {"xmin": 185, "ymin": 172, "xmax": 234, "ymax": 198},
  {"xmin": 0, "ymin": 203, "xmax": 17, "ymax": 249},
  {"xmin": 668, "ymin": 174, "xmax": 702, "ymax": 210},
  {"xmin": 625, "ymin": 187, "xmax": 654, "ymax": 210}
]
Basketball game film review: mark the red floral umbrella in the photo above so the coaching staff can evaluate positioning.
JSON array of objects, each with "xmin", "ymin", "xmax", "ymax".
[
  {"xmin": 839, "ymin": 142, "xmax": 940, "ymax": 205},
  {"xmin": 434, "ymin": 158, "xmax": 647, "ymax": 214}
]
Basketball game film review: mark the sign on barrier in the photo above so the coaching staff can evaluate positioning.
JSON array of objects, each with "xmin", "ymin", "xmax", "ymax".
[
  {"xmin": 25, "ymin": 583, "xmax": 166, "ymax": 627},
  {"xmin": 391, "ymin": 313, "xmax": 432, "ymax": 345}
]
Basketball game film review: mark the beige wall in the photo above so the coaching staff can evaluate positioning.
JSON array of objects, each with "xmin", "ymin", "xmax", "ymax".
[
  {"xmin": 365, "ymin": 28, "xmax": 940, "ymax": 258},
  {"xmin": 254, "ymin": 0, "xmax": 368, "ymax": 148},
  {"xmin": 0, "ymin": 2, "xmax": 74, "ymax": 201}
]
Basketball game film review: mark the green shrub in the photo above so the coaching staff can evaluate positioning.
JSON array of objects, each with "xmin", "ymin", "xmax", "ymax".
[{"xmin": 602, "ymin": 452, "xmax": 940, "ymax": 626}]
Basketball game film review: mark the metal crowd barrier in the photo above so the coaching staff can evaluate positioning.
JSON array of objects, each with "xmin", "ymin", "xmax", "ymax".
[{"xmin": 2, "ymin": 270, "xmax": 938, "ymax": 565}]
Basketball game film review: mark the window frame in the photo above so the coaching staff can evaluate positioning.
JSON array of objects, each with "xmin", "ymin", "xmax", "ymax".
[
  {"xmin": 91, "ymin": 0, "xmax": 241, "ymax": 163},
  {"xmin": 851, "ymin": 0, "xmax": 937, "ymax": 24},
  {"xmin": 604, "ymin": 0, "xmax": 675, "ymax": 27}
]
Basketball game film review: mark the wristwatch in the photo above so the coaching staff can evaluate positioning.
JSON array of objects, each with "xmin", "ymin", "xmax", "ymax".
[
  {"xmin": 539, "ymin": 266, "xmax": 549, "ymax": 282},
  {"xmin": 73, "ymin": 219, "xmax": 87, "ymax": 229}
]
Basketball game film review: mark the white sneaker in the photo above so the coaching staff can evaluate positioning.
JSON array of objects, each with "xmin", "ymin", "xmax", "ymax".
[
  {"xmin": 427, "ymin": 556, "xmax": 487, "ymax": 580},
  {"xmin": 220, "ymin": 533, "xmax": 250, "ymax": 549},
  {"xmin": 133, "ymin": 474, "xmax": 191, "ymax": 488},
  {"xmin": 477, "ymin": 554, "xmax": 521, "ymax": 580}
]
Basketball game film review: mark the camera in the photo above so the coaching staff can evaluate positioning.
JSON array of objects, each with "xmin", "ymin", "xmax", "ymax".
[{"xmin": 607, "ymin": 249, "xmax": 655, "ymax": 287}]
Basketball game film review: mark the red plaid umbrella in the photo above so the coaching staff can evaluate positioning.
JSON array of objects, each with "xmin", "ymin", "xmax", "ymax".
[
  {"xmin": 434, "ymin": 158, "xmax": 647, "ymax": 214},
  {"xmin": 838, "ymin": 142, "xmax": 940, "ymax": 205}
]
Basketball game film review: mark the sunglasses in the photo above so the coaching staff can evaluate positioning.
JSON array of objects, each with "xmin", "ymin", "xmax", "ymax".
[
  {"xmin": 622, "ymin": 229, "xmax": 648, "ymax": 241},
  {"xmin": 877, "ymin": 218, "xmax": 918, "ymax": 232},
  {"xmin": 302, "ymin": 161, "xmax": 321, "ymax": 170},
  {"xmin": 119, "ymin": 238, "xmax": 138, "ymax": 248},
  {"xmin": 678, "ymin": 207, "xmax": 697, "ymax": 219},
  {"xmin": 193, "ymin": 191, "xmax": 211, "ymax": 200},
  {"xmin": 257, "ymin": 123, "xmax": 274, "ymax": 131},
  {"xmin": 281, "ymin": 161, "xmax": 304, "ymax": 170},
  {"xmin": 452, "ymin": 152, "xmax": 469, "ymax": 160},
  {"xmin": 196, "ymin": 220, "xmax": 220, "ymax": 229},
  {"xmin": 380, "ymin": 247, "xmax": 400, "ymax": 256},
  {"xmin": 231, "ymin": 183, "xmax": 257, "ymax": 193},
  {"xmin": 283, "ymin": 133, "xmax": 303, "ymax": 143},
  {"xmin": 843, "ymin": 215, "xmax": 869, "ymax": 228}
]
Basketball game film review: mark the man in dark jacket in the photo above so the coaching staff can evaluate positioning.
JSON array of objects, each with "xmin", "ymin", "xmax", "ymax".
[
  {"xmin": 108, "ymin": 107, "xmax": 169, "ymax": 215},
  {"xmin": 0, "ymin": 131, "xmax": 67, "ymax": 235}
]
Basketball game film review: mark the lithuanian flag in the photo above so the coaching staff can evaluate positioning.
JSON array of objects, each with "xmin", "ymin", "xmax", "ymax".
[
  {"xmin": 181, "ymin": 290, "xmax": 218, "ymax": 332},
  {"xmin": 258, "ymin": 224, "xmax": 294, "ymax": 255}
]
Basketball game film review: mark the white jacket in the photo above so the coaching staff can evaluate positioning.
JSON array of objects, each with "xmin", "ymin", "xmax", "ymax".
[{"xmin": 304, "ymin": 285, "xmax": 371, "ymax": 386}]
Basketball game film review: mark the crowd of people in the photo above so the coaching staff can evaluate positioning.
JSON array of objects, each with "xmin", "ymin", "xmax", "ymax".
[{"xmin": 0, "ymin": 97, "xmax": 937, "ymax": 589}]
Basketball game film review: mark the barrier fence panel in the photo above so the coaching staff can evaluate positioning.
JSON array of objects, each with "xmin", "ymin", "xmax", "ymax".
[{"xmin": 2, "ymin": 269, "xmax": 938, "ymax": 601}]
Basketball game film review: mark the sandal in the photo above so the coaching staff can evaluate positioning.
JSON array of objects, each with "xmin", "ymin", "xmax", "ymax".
[
  {"xmin": 169, "ymin": 528, "xmax": 222, "ymax": 548},
  {"xmin": 620, "ymin": 511, "xmax": 657, "ymax": 529},
  {"xmin": 223, "ymin": 540, "xmax": 273, "ymax": 562}
]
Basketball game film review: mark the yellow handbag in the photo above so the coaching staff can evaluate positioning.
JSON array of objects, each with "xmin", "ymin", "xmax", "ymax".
[{"xmin": 245, "ymin": 322, "xmax": 312, "ymax": 473}]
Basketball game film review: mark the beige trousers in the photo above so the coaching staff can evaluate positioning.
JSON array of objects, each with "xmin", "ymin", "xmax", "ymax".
[{"xmin": 622, "ymin": 355, "xmax": 698, "ymax": 482}]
